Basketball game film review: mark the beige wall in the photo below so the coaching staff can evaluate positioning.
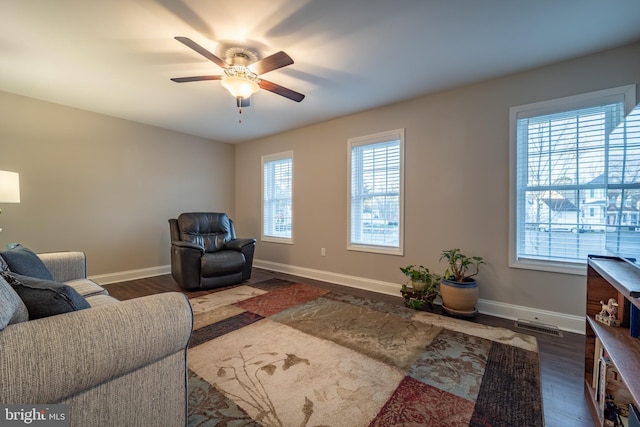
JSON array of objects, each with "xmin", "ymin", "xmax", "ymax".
[
  {"xmin": 0, "ymin": 91, "xmax": 235, "ymax": 275},
  {"xmin": 1, "ymin": 42, "xmax": 638, "ymax": 318},
  {"xmin": 235, "ymin": 41, "xmax": 640, "ymax": 317}
]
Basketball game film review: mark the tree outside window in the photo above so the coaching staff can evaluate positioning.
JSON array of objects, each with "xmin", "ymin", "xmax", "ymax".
[{"xmin": 510, "ymin": 85, "xmax": 635, "ymax": 274}]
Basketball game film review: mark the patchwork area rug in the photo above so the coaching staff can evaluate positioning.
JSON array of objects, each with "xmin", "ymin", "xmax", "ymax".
[{"xmin": 186, "ymin": 279, "xmax": 544, "ymax": 427}]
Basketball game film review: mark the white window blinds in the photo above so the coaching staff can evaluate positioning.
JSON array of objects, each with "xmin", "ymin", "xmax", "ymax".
[
  {"xmin": 512, "ymin": 87, "xmax": 633, "ymax": 270},
  {"xmin": 605, "ymin": 104, "xmax": 640, "ymax": 261},
  {"xmin": 348, "ymin": 129, "xmax": 404, "ymax": 254},
  {"xmin": 262, "ymin": 152, "xmax": 293, "ymax": 242}
]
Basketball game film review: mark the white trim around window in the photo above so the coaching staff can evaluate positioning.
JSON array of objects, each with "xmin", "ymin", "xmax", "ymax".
[
  {"xmin": 262, "ymin": 151, "xmax": 294, "ymax": 244},
  {"xmin": 347, "ymin": 129, "xmax": 405, "ymax": 256},
  {"xmin": 509, "ymin": 85, "xmax": 636, "ymax": 275}
]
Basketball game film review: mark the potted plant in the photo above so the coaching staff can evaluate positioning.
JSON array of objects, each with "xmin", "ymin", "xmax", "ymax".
[
  {"xmin": 399, "ymin": 265, "xmax": 440, "ymax": 310},
  {"xmin": 439, "ymin": 248, "xmax": 484, "ymax": 317}
]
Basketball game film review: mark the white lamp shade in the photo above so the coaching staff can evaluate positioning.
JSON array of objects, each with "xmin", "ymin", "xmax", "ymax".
[
  {"xmin": 0, "ymin": 171, "xmax": 20, "ymax": 203},
  {"xmin": 221, "ymin": 76, "xmax": 260, "ymax": 99}
]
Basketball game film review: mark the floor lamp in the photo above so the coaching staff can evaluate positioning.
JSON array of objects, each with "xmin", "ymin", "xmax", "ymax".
[{"xmin": 0, "ymin": 170, "xmax": 21, "ymax": 233}]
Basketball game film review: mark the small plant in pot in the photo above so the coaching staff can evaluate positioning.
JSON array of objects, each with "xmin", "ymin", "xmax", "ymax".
[
  {"xmin": 399, "ymin": 265, "xmax": 441, "ymax": 310},
  {"xmin": 439, "ymin": 248, "xmax": 484, "ymax": 317}
]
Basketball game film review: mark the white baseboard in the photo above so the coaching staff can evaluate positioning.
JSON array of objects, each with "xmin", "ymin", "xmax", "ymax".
[
  {"xmin": 476, "ymin": 299, "xmax": 585, "ymax": 335},
  {"xmin": 254, "ymin": 258, "xmax": 586, "ymax": 335},
  {"xmin": 90, "ymin": 264, "xmax": 170, "ymax": 285},
  {"xmin": 93, "ymin": 259, "xmax": 585, "ymax": 334},
  {"xmin": 254, "ymin": 259, "xmax": 400, "ymax": 297}
]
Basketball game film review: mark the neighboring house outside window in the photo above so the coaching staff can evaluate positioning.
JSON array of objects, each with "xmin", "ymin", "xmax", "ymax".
[
  {"xmin": 348, "ymin": 129, "xmax": 404, "ymax": 255},
  {"xmin": 605, "ymin": 103, "xmax": 640, "ymax": 261},
  {"xmin": 509, "ymin": 85, "xmax": 636, "ymax": 274},
  {"xmin": 262, "ymin": 151, "xmax": 293, "ymax": 243}
]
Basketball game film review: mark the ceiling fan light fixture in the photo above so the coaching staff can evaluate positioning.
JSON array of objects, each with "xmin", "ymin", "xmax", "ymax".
[
  {"xmin": 221, "ymin": 66, "xmax": 260, "ymax": 99},
  {"xmin": 221, "ymin": 75, "xmax": 259, "ymax": 99}
]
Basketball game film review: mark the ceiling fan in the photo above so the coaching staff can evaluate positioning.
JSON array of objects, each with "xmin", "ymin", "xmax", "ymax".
[{"xmin": 171, "ymin": 36, "xmax": 305, "ymax": 111}]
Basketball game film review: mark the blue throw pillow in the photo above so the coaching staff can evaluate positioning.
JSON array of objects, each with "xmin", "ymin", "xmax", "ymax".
[
  {"xmin": 0, "ymin": 274, "xmax": 29, "ymax": 329},
  {"xmin": 1, "ymin": 272, "xmax": 90, "ymax": 320},
  {"xmin": 0, "ymin": 245, "xmax": 53, "ymax": 280}
]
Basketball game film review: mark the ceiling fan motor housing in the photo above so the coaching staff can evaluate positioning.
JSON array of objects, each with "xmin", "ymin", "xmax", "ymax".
[{"xmin": 224, "ymin": 47, "xmax": 258, "ymax": 66}]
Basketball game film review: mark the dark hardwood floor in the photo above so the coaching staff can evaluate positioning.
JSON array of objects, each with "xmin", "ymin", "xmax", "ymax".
[{"xmin": 104, "ymin": 268, "xmax": 594, "ymax": 427}]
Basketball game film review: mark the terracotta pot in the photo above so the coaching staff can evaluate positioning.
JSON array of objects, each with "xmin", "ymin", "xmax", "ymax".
[{"xmin": 440, "ymin": 277, "xmax": 478, "ymax": 317}]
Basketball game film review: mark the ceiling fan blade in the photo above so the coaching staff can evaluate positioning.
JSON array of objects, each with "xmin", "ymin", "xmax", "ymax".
[
  {"xmin": 175, "ymin": 36, "xmax": 226, "ymax": 69},
  {"xmin": 249, "ymin": 51, "xmax": 293, "ymax": 75},
  {"xmin": 259, "ymin": 80, "xmax": 305, "ymax": 102},
  {"xmin": 171, "ymin": 75, "xmax": 222, "ymax": 83}
]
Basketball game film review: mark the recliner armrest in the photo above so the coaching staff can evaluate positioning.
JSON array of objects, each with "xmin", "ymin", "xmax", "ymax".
[
  {"xmin": 225, "ymin": 238, "xmax": 257, "ymax": 251},
  {"xmin": 170, "ymin": 240, "xmax": 205, "ymax": 253}
]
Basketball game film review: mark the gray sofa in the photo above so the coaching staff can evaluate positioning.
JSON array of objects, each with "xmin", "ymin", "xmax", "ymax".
[{"xmin": 0, "ymin": 251, "xmax": 193, "ymax": 427}]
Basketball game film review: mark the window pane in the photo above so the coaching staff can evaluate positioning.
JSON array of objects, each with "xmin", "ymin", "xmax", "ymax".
[
  {"xmin": 263, "ymin": 154, "xmax": 292, "ymax": 241},
  {"xmin": 516, "ymin": 102, "xmax": 624, "ymax": 264},
  {"xmin": 350, "ymin": 134, "xmax": 402, "ymax": 251},
  {"xmin": 605, "ymin": 105, "xmax": 640, "ymax": 263}
]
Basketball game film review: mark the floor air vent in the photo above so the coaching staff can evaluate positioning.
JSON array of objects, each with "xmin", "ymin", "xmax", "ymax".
[{"xmin": 515, "ymin": 319, "xmax": 563, "ymax": 337}]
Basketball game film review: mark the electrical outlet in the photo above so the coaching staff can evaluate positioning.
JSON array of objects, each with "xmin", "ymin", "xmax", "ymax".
[{"xmin": 321, "ymin": 248, "xmax": 326, "ymax": 256}]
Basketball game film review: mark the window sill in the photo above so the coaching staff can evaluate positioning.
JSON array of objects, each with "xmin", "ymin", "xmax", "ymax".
[
  {"xmin": 262, "ymin": 236, "xmax": 293, "ymax": 245},
  {"xmin": 510, "ymin": 258, "xmax": 587, "ymax": 276},
  {"xmin": 347, "ymin": 244, "xmax": 403, "ymax": 256}
]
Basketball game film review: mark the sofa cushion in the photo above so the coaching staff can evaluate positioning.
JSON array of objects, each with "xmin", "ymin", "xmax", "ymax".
[
  {"xmin": 1, "ymin": 272, "xmax": 90, "ymax": 320},
  {"xmin": 0, "ymin": 245, "xmax": 54, "ymax": 280},
  {"xmin": 85, "ymin": 293, "xmax": 119, "ymax": 307},
  {"xmin": 0, "ymin": 274, "xmax": 29, "ymax": 330},
  {"xmin": 66, "ymin": 278, "xmax": 109, "ymax": 298}
]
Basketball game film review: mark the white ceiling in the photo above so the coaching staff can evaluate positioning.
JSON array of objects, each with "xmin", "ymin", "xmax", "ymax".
[{"xmin": 2, "ymin": 0, "xmax": 640, "ymax": 144}]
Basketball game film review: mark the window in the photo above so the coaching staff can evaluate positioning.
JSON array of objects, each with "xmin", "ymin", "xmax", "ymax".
[
  {"xmin": 605, "ymin": 103, "xmax": 640, "ymax": 264},
  {"xmin": 510, "ymin": 85, "xmax": 635, "ymax": 274},
  {"xmin": 348, "ymin": 129, "xmax": 404, "ymax": 255},
  {"xmin": 262, "ymin": 151, "xmax": 293, "ymax": 243}
]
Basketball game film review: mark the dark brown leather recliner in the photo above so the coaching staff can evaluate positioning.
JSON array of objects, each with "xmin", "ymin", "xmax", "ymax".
[{"xmin": 168, "ymin": 212, "xmax": 256, "ymax": 290}]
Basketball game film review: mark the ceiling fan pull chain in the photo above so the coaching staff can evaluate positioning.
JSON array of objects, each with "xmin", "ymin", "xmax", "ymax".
[{"xmin": 236, "ymin": 97, "xmax": 243, "ymax": 123}]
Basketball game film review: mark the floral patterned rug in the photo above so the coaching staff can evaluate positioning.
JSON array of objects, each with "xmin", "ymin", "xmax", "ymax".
[{"xmin": 186, "ymin": 279, "xmax": 543, "ymax": 427}]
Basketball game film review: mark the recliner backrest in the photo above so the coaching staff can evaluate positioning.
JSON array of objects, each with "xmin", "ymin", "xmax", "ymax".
[{"xmin": 176, "ymin": 212, "xmax": 235, "ymax": 253}]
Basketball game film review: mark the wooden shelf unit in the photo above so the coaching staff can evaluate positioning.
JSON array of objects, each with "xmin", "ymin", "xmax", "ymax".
[{"xmin": 584, "ymin": 255, "xmax": 640, "ymax": 426}]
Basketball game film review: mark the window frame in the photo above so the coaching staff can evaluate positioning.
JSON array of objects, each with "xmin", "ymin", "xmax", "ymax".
[
  {"xmin": 509, "ymin": 85, "xmax": 636, "ymax": 275},
  {"xmin": 347, "ymin": 128, "xmax": 405, "ymax": 256},
  {"xmin": 262, "ymin": 151, "xmax": 294, "ymax": 244}
]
